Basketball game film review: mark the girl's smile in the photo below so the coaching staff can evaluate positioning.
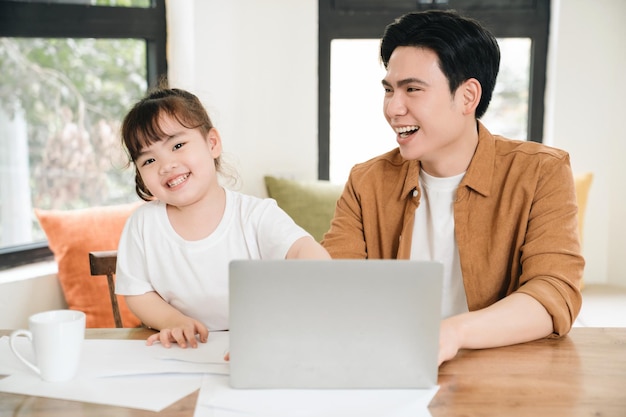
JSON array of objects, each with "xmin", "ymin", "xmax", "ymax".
[{"xmin": 166, "ymin": 173, "xmax": 190, "ymax": 188}]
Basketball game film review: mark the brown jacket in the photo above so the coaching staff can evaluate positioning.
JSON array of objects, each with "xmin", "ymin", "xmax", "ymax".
[{"xmin": 322, "ymin": 122, "xmax": 583, "ymax": 336}]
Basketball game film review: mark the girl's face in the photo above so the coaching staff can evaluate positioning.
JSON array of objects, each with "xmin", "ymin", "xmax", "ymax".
[{"xmin": 135, "ymin": 114, "xmax": 222, "ymax": 209}]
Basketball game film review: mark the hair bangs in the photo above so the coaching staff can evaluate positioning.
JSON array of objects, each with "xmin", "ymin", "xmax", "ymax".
[{"xmin": 122, "ymin": 102, "xmax": 169, "ymax": 161}]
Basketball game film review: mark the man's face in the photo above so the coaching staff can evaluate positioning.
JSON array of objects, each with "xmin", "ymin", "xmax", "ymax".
[{"xmin": 382, "ymin": 46, "xmax": 471, "ymax": 176}]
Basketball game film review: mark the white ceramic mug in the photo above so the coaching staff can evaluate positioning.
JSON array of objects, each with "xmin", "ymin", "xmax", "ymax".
[{"xmin": 9, "ymin": 309, "xmax": 86, "ymax": 382}]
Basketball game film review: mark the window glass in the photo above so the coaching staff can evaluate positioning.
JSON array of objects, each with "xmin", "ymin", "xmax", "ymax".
[
  {"xmin": 0, "ymin": 37, "xmax": 145, "ymax": 248},
  {"xmin": 329, "ymin": 37, "xmax": 531, "ymax": 184},
  {"xmin": 480, "ymin": 38, "xmax": 531, "ymax": 140},
  {"xmin": 329, "ymin": 39, "xmax": 388, "ymax": 184},
  {"xmin": 4, "ymin": 0, "xmax": 151, "ymax": 7}
]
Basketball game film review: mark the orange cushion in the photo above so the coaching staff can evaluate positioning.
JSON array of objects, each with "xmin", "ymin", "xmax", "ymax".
[{"xmin": 35, "ymin": 203, "xmax": 142, "ymax": 328}]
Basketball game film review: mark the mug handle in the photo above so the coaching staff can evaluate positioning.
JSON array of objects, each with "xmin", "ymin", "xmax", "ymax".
[{"xmin": 9, "ymin": 330, "xmax": 41, "ymax": 376}]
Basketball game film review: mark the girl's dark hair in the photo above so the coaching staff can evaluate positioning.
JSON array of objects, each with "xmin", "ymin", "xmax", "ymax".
[
  {"xmin": 121, "ymin": 87, "xmax": 226, "ymax": 201},
  {"xmin": 380, "ymin": 10, "xmax": 500, "ymax": 119}
]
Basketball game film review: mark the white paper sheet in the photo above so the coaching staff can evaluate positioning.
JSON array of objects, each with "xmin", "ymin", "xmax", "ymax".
[
  {"xmin": 0, "ymin": 333, "xmax": 230, "ymax": 377},
  {"xmin": 82, "ymin": 332, "xmax": 230, "ymax": 377},
  {"xmin": 0, "ymin": 372, "xmax": 201, "ymax": 412},
  {"xmin": 0, "ymin": 333, "xmax": 229, "ymax": 411},
  {"xmin": 193, "ymin": 374, "xmax": 438, "ymax": 417}
]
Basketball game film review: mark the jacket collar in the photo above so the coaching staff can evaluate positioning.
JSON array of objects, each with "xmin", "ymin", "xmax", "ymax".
[
  {"xmin": 398, "ymin": 120, "xmax": 496, "ymax": 199},
  {"xmin": 401, "ymin": 157, "xmax": 420, "ymax": 200},
  {"xmin": 462, "ymin": 120, "xmax": 496, "ymax": 197}
]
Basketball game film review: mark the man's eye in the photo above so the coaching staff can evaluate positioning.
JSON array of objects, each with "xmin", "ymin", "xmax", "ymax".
[{"xmin": 407, "ymin": 87, "xmax": 421, "ymax": 92}]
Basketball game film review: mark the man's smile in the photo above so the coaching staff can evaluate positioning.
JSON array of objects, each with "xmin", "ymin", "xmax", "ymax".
[{"xmin": 395, "ymin": 125, "xmax": 420, "ymax": 138}]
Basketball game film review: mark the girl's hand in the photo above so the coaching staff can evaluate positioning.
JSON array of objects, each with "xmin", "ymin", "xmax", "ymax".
[{"xmin": 146, "ymin": 319, "xmax": 209, "ymax": 348}]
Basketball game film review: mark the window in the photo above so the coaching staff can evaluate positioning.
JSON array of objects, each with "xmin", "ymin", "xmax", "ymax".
[
  {"xmin": 0, "ymin": 0, "xmax": 167, "ymax": 269},
  {"xmin": 319, "ymin": 0, "xmax": 549, "ymax": 181}
]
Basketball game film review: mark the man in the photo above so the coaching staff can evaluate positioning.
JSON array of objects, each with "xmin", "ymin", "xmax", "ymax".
[{"xmin": 322, "ymin": 10, "xmax": 583, "ymax": 365}]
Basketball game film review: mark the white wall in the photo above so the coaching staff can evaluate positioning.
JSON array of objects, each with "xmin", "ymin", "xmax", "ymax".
[
  {"xmin": 545, "ymin": 0, "xmax": 626, "ymax": 285},
  {"xmin": 167, "ymin": 0, "xmax": 319, "ymax": 198},
  {"xmin": 167, "ymin": 0, "xmax": 626, "ymax": 286},
  {"xmin": 0, "ymin": 262, "xmax": 66, "ymax": 328}
]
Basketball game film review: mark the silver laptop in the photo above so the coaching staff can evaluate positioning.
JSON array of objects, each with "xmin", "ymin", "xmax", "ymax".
[{"xmin": 228, "ymin": 259, "xmax": 443, "ymax": 389}]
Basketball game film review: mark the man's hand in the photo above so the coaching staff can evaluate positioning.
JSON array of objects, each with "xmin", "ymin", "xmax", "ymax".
[{"xmin": 438, "ymin": 317, "xmax": 464, "ymax": 365}]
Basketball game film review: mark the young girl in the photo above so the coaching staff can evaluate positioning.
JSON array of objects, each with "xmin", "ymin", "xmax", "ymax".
[{"xmin": 115, "ymin": 87, "xmax": 330, "ymax": 349}]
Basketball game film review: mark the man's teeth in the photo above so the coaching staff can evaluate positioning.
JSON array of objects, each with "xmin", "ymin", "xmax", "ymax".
[
  {"xmin": 168, "ymin": 174, "xmax": 189, "ymax": 187},
  {"xmin": 396, "ymin": 126, "xmax": 419, "ymax": 138}
]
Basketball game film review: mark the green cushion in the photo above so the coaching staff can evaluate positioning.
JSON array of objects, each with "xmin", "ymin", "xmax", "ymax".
[{"xmin": 264, "ymin": 176, "xmax": 343, "ymax": 242}]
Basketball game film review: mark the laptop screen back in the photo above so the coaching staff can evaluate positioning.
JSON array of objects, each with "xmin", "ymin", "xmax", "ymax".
[{"xmin": 229, "ymin": 259, "xmax": 443, "ymax": 389}]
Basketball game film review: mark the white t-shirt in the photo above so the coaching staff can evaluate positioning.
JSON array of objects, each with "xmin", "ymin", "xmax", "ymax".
[
  {"xmin": 410, "ymin": 170, "xmax": 469, "ymax": 319},
  {"xmin": 115, "ymin": 188, "xmax": 310, "ymax": 330}
]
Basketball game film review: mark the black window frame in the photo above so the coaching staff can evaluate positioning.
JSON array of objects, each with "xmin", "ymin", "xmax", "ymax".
[
  {"xmin": 318, "ymin": 0, "xmax": 550, "ymax": 180},
  {"xmin": 0, "ymin": 0, "xmax": 167, "ymax": 270}
]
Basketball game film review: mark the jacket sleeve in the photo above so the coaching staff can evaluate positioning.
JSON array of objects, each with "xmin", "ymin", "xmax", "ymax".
[
  {"xmin": 516, "ymin": 154, "xmax": 584, "ymax": 336},
  {"xmin": 321, "ymin": 172, "xmax": 369, "ymax": 259}
]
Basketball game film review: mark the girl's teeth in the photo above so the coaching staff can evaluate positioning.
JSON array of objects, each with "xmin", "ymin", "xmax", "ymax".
[{"xmin": 168, "ymin": 174, "xmax": 188, "ymax": 187}]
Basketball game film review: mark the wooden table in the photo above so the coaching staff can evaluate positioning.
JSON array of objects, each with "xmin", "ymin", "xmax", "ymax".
[{"xmin": 1, "ymin": 327, "xmax": 625, "ymax": 416}]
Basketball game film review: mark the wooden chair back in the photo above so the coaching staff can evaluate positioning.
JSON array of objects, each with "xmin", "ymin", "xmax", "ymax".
[{"xmin": 88, "ymin": 250, "xmax": 123, "ymax": 328}]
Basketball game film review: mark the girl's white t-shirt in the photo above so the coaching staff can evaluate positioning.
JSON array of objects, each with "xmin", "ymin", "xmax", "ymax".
[
  {"xmin": 410, "ymin": 169, "xmax": 469, "ymax": 319},
  {"xmin": 115, "ymin": 188, "xmax": 310, "ymax": 331}
]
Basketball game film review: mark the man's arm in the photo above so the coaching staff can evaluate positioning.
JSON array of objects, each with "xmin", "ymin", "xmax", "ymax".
[{"xmin": 438, "ymin": 292, "xmax": 553, "ymax": 365}]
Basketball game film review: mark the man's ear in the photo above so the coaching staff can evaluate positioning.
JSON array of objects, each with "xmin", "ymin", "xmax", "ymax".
[
  {"xmin": 207, "ymin": 127, "xmax": 223, "ymax": 157},
  {"xmin": 460, "ymin": 78, "xmax": 482, "ymax": 115}
]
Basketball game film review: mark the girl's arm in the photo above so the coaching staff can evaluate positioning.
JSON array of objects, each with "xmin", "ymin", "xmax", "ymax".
[
  {"xmin": 285, "ymin": 236, "xmax": 332, "ymax": 259},
  {"xmin": 125, "ymin": 291, "xmax": 209, "ymax": 348}
]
